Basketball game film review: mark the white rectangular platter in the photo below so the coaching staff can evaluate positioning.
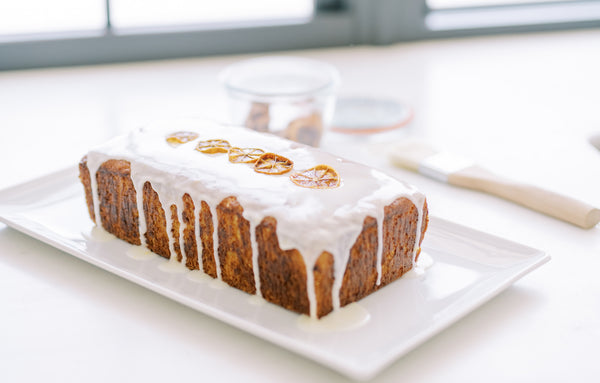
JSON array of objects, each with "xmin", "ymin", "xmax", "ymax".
[{"xmin": 0, "ymin": 167, "xmax": 549, "ymax": 381}]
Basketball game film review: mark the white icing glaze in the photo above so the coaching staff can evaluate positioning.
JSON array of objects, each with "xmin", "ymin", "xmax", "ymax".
[
  {"xmin": 417, "ymin": 252, "xmax": 434, "ymax": 269},
  {"xmin": 193, "ymin": 202, "xmax": 203, "ymax": 272},
  {"xmin": 85, "ymin": 119, "xmax": 426, "ymax": 318},
  {"xmin": 84, "ymin": 226, "xmax": 115, "ymax": 242},
  {"xmin": 248, "ymin": 295, "xmax": 266, "ymax": 306},
  {"xmin": 158, "ymin": 258, "xmax": 188, "ymax": 273},
  {"xmin": 250, "ymin": 225, "xmax": 262, "ymax": 298},
  {"xmin": 376, "ymin": 208, "xmax": 384, "ymax": 286},
  {"xmin": 132, "ymin": 176, "xmax": 147, "ymax": 249},
  {"xmin": 156, "ymin": 185, "xmax": 178, "ymax": 264},
  {"xmin": 187, "ymin": 270, "xmax": 213, "ymax": 283},
  {"xmin": 211, "ymin": 207, "xmax": 222, "ymax": 280},
  {"xmin": 209, "ymin": 279, "xmax": 228, "ymax": 290},
  {"xmin": 175, "ymin": 198, "xmax": 187, "ymax": 267},
  {"xmin": 296, "ymin": 303, "xmax": 370, "ymax": 333},
  {"xmin": 306, "ymin": 260, "xmax": 317, "ymax": 318},
  {"xmin": 126, "ymin": 246, "xmax": 154, "ymax": 260},
  {"xmin": 404, "ymin": 252, "xmax": 434, "ymax": 278}
]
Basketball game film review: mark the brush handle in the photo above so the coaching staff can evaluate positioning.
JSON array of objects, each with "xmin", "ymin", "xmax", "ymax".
[{"xmin": 448, "ymin": 165, "xmax": 600, "ymax": 229}]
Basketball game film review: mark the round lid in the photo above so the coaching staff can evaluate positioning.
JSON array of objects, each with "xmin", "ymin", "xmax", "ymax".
[
  {"xmin": 220, "ymin": 56, "xmax": 340, "ymax": 98},
  {"xmin": 331, "ymin": 97, "xmax": 413, "ymax": 135}
]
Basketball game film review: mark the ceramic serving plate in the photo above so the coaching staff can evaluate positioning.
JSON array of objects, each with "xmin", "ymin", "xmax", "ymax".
[{"xmin": 0, "ymin": 167, "xmax": 549, "ymax": 381}]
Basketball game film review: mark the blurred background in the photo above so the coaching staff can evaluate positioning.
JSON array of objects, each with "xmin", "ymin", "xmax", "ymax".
[{"xmin": 2, "ymin": 0, "xmax": 600, "ymax": 70}]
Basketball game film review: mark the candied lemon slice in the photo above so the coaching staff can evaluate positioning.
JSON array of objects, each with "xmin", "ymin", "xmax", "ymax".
[
  {"xmin": 290, "ymin": 165, "xmax": 340, "ymax": 189},
  {"xmin": 228, "ymin": 147, "xmax": 265, "ymax": 164},
  {"xmin": 166, "ymin": 131, "xmax": 199, "ymax": 146},
  {"xmin": 254, "ymin": 153, "xmax": 294, "ymax": 175},
  {"xmin": 195, "ymin": 139, "xmax": 231, "ymax": 154}
]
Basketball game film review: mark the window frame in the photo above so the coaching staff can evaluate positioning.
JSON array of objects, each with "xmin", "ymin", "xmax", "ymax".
[{"xmin": 1, "ymin": 0, "xmax": 599, "ymax": 71}]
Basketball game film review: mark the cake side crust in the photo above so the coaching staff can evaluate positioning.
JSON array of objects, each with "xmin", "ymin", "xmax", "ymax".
[
  {"xmin": 256, "ymin": 216, "xmax": 310, "ymax": 315},
  {"xmin": 142, "ymin": 180, "xmax": 170, "ymax": 258},
  {"xmin": 79, "ymin": 156, "xmax": 95, "ymax": 223},
  {"xmin": 339, "ymin": 216, "xmax": 378, "ymax": 307},
  {"xmin": 381, "ymin": 198, "xmax": 428, "ymax": 287},
  {"xmin": 313, "ymin": 252, "xmax": 334, "ymax": 318},
  {"xmin": 182, "ymin": 193, "xmax": 200, "ymax": 270},
  {"xmin": 96, "ymin": 159, "xmax": 141, "ymax": 246},
  {"xmin": 217, "ymin": 196, "xmax": 256, "ymax": 295},
  {"xmin": 199, "ymin": 200, "xmax": 218, "ymax": 278},
  {"xmin": 79, "ymin": 157, "xmax": 428, "ymax": 318}
]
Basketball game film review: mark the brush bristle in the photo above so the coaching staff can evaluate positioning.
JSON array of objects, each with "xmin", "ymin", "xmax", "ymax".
[
  {"xmin": 589, "ymin": 133, "xmax": 600, "ymax": 151},
  {"xmin": 388, "ymin": 140, "xmax": 438, "ymax": 171}
]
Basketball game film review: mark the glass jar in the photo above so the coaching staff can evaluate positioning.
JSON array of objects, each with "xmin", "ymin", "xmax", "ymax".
[{"xmin": 220, "ymin": 56, "xmax": 339, "ymax": 147}]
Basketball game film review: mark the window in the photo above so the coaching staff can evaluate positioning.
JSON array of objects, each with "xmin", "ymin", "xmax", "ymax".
[
  {"xmin": 428, "ymin": 0, "xmax": 568, "ymax": 8},
  {"xmin": 1, "ymin": 0, "xmax": 600, "ymax": 70},
  {"xmin": 426, "ymin": 0, "xmax": 600, "ymax": 31},
  {"xmin": 109, "ymin": 0, "xmax": 313, "ymax": 30},
  {"xmin": 0, "ymin": 0, "xmax": 106, "ymax": 37}
]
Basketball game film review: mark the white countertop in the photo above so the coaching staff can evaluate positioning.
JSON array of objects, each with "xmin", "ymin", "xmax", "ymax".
[{"xmin": 1, "ymin": 29, "xmax": 599, "ymax": 382}]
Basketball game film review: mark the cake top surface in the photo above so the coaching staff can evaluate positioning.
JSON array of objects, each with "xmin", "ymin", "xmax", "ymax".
[{"xmin": 87, "ymin": 118, "xmax": 424, "ymax": 256}]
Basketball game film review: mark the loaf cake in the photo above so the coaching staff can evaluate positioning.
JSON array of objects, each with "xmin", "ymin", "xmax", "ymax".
[{"xmin": 79, "ymin": 119, "xmax": 428, "ymax": 318}]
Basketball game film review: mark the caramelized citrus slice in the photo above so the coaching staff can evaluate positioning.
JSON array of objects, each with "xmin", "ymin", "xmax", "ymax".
[
  {"xmin": 228, "ymin": 147, "xmax": 265, "ymax": 164},
  {"xmin": 166, "ymin": 131, "xmax": 199, "ymax": 146},
  {"xmin": 195, "ymin": 139, "xmax": 231, "ymax": 154},
  {"xmin": 254, "ymin": 153, "xmax": 294, "ymax": 175},
  {"xmin": 290, "ymin": 165, "xmax": 340, "ymax": 189}
]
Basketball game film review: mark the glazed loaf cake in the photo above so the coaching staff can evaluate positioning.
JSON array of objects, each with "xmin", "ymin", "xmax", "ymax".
[{"xmin": 79, "ymin": 120, "xmax": 428, "ymax": 318}]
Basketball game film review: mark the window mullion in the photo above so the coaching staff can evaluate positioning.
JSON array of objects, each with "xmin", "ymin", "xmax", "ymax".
[{"xmin": 106, "ymin": 0, "xmax": 112, "ymax": 31}]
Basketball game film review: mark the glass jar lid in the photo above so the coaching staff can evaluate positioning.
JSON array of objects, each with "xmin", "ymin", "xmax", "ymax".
[{"xmin": 220, "ymin": 56, "xmax": 340, "ymax": 100}]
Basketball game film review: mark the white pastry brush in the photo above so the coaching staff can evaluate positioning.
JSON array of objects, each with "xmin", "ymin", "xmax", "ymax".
[{"xmin": 389, "ymin": 141, "xmax": 600, "ymax": 229}]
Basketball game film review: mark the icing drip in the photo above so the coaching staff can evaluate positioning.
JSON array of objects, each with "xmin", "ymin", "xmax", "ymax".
[
  {"xmin": 411, "ymin": 192, "xmax": 427, "ymax": 264},
  {"xmin": 305, "ymin": 257, "xmax": 317, "ymax": 318},
  {"xmin": 250, "ymin": 225, "xmax": 262, "ymax": 298},
  {"xmin": 375, "ymin": 209, "xmax": 384, "ymax": 286},
  {"xmin": 331, "ymin": 239, "xmax": 353, "ymax": 311},
  {"xmin": 297, "ymin": 303, "xmax": 370, "ymax": 332},
  {"xmin": 194, "ymin": 202, "xmax": 203, "ymax": 272},
  {"xmin": 155, "ymin": 186, "xmax": 178, "ymax": 263},
  {"xmin": 212, "ymin": 207, "xmax": 222, "ymax": 280},
  {"xmin": 175, "ymin": 198, "xmax": 187, "ymax": 267},
  {"xmin": 130, "ymin": 164, "xmax": 147, "ymax": 250},
  {"xmin": 85, "ymin": 119, "xmax": 427, "ymax": 318},
  {"xmin": 404, "ymin": 252, "xmax": 434, "ymax": 278},
  {"xmin": 87, "ymin": 226, "xmax": 114, "ymax": 242},
  {"xmin": 88, "ymin": 156, "xmax": 102, "ymax": 229}
]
